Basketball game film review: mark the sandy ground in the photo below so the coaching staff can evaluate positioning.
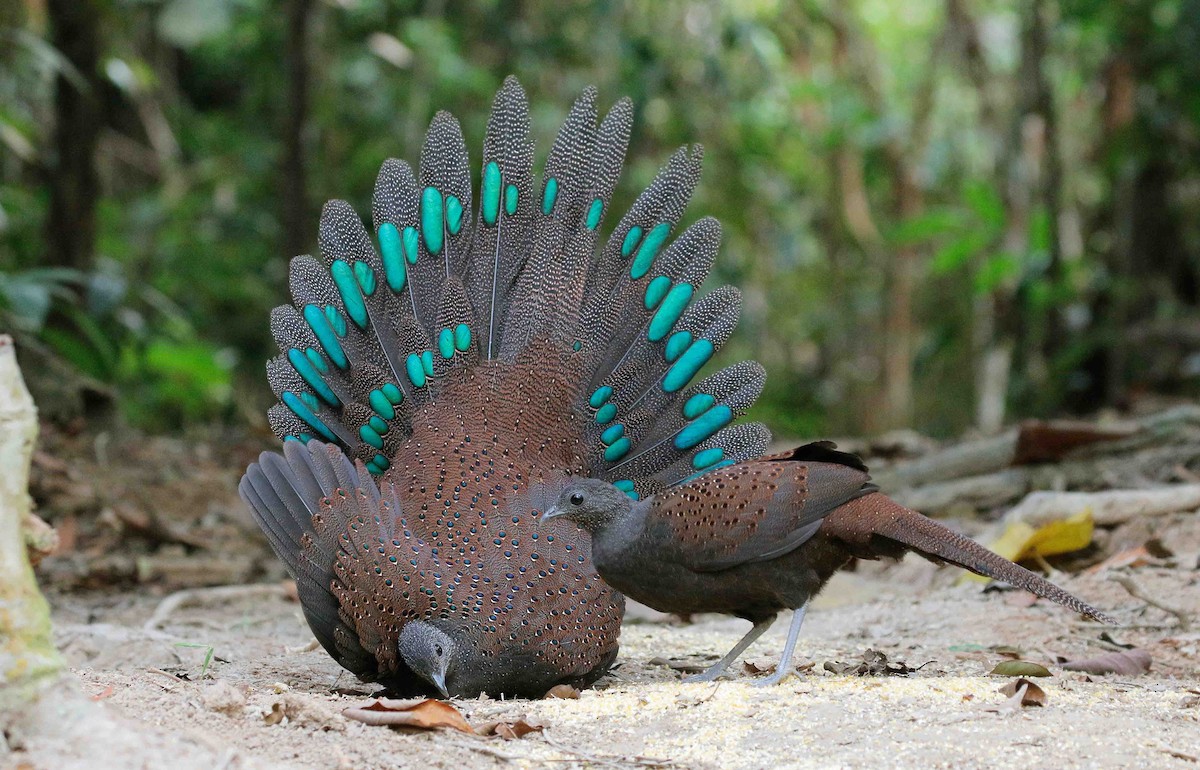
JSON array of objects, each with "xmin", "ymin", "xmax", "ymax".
[{"xmin": 23, "ymin": 557, "xmax": 1199, "ymax": 770}]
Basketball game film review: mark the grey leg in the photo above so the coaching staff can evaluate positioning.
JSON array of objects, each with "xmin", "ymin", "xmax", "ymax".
[
  {"xmin": 682, "ymin": 615, "xmax": 776, "ymax": 683},
  {"xmin": 752, "ymin": 604, "xmax": 809, "ymax": 687}
]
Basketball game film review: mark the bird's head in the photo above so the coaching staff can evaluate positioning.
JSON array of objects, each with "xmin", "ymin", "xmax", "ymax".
[
  {"xmin": 397, "ymin": 620, "xmax": 457, "ymax": 698},
  {"xmin": 540, "ymin": 478, "xmax": 634, "ymax": 533}
]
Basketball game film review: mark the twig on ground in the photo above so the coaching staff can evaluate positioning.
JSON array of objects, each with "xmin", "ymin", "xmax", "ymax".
[
  {"xmin": 144, "ymin": 583, "xmax": 290, "ymax": 631},
  {"xmin": 1110, "ymin": 575, "xmax": 1193, "ymax": 631}
]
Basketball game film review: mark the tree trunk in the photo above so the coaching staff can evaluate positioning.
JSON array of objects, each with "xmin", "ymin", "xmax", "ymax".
[
  {"xmin": 0, "ymin": 337, "xmax": 61, "ymax": 707},
  {"xmin": 281, "ymin": 0, "xmax": 314, "ymax": 260},
  {"xmin": 44, "ymin": 0, "xmax": 103, "ymax": 273}
]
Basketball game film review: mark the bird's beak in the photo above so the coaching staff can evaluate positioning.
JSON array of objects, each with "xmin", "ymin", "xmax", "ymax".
[
  {"xmin": 431, "ymin": 671, "xmax": 449, "ymax": 699},
  {"xmin": 540, "ymin": 505, "xmax": 563, "ymax": 523}
]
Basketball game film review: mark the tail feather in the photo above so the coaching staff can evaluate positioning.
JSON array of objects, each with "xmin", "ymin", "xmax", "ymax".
[
  {"xmin": 467, "ymin": 76, "xmax": 535, "ymax": 360},
  {"xmin": 501, "ymin": 88, "xmax": 601, "ymax": 357},
  {"xmin": 845, "ymin": 495, "xmax": 1115, "ymax": 624},
  {"xmin": 418, "ymin": 111, "xmax": 473, "ymax": 280}
]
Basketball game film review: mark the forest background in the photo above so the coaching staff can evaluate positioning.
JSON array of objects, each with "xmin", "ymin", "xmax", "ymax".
[{"xmin": 3, "ymin": 0, "xmax": 1197, "ymax": 441}]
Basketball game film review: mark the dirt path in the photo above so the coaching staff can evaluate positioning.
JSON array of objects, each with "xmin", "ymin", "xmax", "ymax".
[{"xmin": 33, "ymin": 560, "xmax": 1199, "ymax": 770}]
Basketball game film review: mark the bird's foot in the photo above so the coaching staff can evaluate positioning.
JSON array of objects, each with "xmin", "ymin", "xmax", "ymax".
[
  {"xmin": 682, "ymin": 666, "xmax": 727, "ymax": 684},
  {"xmin": 751, "ymin": 666, "xmax": 793, "ymax": 687}
]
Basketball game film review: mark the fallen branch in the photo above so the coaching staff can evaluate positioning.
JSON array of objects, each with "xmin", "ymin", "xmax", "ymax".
[
  {"xmin": 144, "ymin": 583, "xmax": 291, "ymax": 631},
  {"xmin": 1110, "ymin": 575, "xmax": 1193, "ymax": 631},
  {"xmin": 1003, "ymin": 486, "xmax": 1200, "ymax": 528}
]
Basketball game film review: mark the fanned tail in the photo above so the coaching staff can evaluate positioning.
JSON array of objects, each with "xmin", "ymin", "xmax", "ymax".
[{"xmin": 262, "ymin": 76, "xmax": 770, "ymax": 490}]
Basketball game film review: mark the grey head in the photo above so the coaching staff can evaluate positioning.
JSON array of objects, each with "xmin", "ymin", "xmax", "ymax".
[
  {"xmin": 398, "ymin": 620, "xmax": 456, "ymax": 698},
  {"xmin": 541, "ymin": 478, "xmax": 635, "ymax": 534}
]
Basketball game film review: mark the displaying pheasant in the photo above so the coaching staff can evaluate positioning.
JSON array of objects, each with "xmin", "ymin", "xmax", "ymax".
[
  {"xmin": 239, "ymin": 77, "xmax": 772, "ymax": 697},
  {"xmin": 544, "ymin": 442, "xmax": 1114, "ymax": 686}
]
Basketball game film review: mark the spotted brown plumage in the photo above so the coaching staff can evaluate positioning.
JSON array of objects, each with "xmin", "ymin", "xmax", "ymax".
[
  {"xmin": 545, "ymin": 441, "xmax": 1115, "ymax": 686},
  {"xmin": 240, "ymin": 78, "xmax": 772, "ymax": 697}
]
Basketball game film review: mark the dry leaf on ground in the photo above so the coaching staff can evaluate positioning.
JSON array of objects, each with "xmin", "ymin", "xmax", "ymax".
[
  {"xmin": 996, "ymin": 678, "xmax": 1047, "ymax": 708},
  {"xmin": 475, "ymin": 719, "xmax": 544, "ymax": 740},
  {"xmin": 342, "ymin": 698, "xmax": 472, "ymax": 732},
  {"xmin": 823, "ymin": 649, "xmax": 927, "ymax": 676},
  {"xmin": 990, "ymin": 660, "xmax": 1051, "ymax": 677},
  {"xmin": 1060, "ymin": 648, "xmax": 1152, "ymax": 676},
  {"xmin": 544, "ymin": 684, "xmax": 580, "ymax": 699}
]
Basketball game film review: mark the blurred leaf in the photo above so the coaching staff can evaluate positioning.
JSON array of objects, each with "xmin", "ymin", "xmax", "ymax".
[
  {"xmin": 158, "ymin": 0, "xmax": 234, "ymax": 48},
  {"xmin": 963, "ymin": 180, "xmax": 1006, "ymax": 232},
  {"xmin": 887, "ymin": 208, "xmax": 965, "ymax": 248}
]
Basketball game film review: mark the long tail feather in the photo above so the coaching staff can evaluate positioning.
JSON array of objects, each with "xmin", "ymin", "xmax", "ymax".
[{"xmin": 833, "ymin": 494, "xmax": 1116, "ymax": 623}]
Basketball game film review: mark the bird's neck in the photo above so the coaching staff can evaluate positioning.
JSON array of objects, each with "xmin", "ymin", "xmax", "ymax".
[{"xmin": 591, "ymin": 503, "xmax": 648, "ymax": 563}]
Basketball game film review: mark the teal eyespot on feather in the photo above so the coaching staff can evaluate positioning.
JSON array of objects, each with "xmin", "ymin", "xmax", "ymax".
[
  {"xmin": 482, "ymin": 162, "xmax": 501, "ymax": 226},
  {"xmin": 303, "ymin": 304, "xmax": 348, "ymax": 369},
  {"xmin": 603, "ymin": 437, "xmax": 631, "ymax": 462},
  {"xmin": 287, "ymin": 349, "xmax": 338, "ymax": 406},
  {"xmin": 663, "ymin": 338, "xmax": 714, "ymax": 392},
  {"xmin": 405, "ymin": 353, "xmax": 426, "ymax": 388},
  {"xmin": 504, "ymin": 183, "xmax": 519, "ymax": 215},
  {"xmin": 359, "ymin": 424, "xmax": 385, "ymax": 449},
  {"xmin": 282, "ymin": 391, "xmax": 337, "ymax": 442},
  {"xmin": 682, "ymin": 459, "xmax": 735, "ymax": 483},
  {"xmin": 323, "ymin": 304, "xmax": 347, "ymax": 337},
  {"xmin": 421, "ymin": 187, "xmax": 444, "ymax": 254},
  {"xmin": 643, "ymin": 276, "xmax": 671, "ymax": 310},
  {"xmin": 454, "ymin": 323, "xmax": 471, "ymax": 351},
  {"xmin": 365, "ymin": 460, "xmax": 381, "ymax": 475},
  {"xmin": 595, "ymin": 402, "xmax": 617, "ymax": 424},
  {"xmin": 572, "ymin": 340, "xmax": 582, "ymax": 351},
  {"xmin": 353, "ymin": 260, "xmax": 376, "ymax": 296},
  {"xmin": 664, "ymin": 330, "xmax": 692, "ymax": 363},
  {"xmin": 372, "ymin": 453, "xmax": 390, "ymax": 472},
  {"xmin": 600, "ymin": 423, "xmax": 625, "ymax": 445},
  {"xmin": 368, "ymin": 416, "xmax": 388, "ymax": 435},
  {"xmin": 613, "ymin": 479, "xmax": 636, "ymax": 494},
  {"xmin": 588, "ymin": 386, "xmax": 613, "ymax": 408},
  {"xmin": 378, "ymin": 223, "xmax": 407, "ymax": 291},
  {"xmin": 445, "ymin": 195, "xmax": 464, "ymax": 235},
  {"xmin": 380, "ymin": 382, "xmax": 403, "ymax": 405},
  {"xmin": 674, "ymin": 404, "xmax": 733, "ymax": 449},
  {"xmin": 299, "ymin": 391, "xmax": 320, "ymax": 412},
  {"xmin": 586, "ymin": 198, "xmax": 603, "ymax": 230},
  {"xmin": 331, "ymin": 260, "xmax": 368, "ymax": 328},
  {"xmin": 438, "ymin": 328, "xmax": 455, "ymax": 359},
  {"xmin": 369, "ymin": 389, "xmax": 395, "ymax": 420},
  {"xmin": 304, "ymin": 347, "xmax": 327, "ymax": 374},
  {"xmin": 621, "ymin": 226, "xmax": 643, "ymax": 258},
  {"xmin": 648, "ymin": 283, "xmax": 693, "ymax": 341},
  {"xmin": 421, "ymin": 350, "xmax": 434, "ymax": 376},
  {"xmin": 683, "ymin": 392, "xmax": 716, "ymax": 419},
  {"xmin": 691, "ymin": 446, "xmax": 725, "ymax": 470},
  {"xmin": 542, "ymin": 178, "xmax": 558, "ymax": 215},
  {"xmin": 402, "ymin": 226, "xmax": 420, "ymax": 264},
  {"xmin": 630, "ymin": 222, "xmax": 670, "ymax": 279}
]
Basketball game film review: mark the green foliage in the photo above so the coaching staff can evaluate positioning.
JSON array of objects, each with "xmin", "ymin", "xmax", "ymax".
[{"xmin": 3, "ymin": 0, "xmax": 1199, "ymax": 436}]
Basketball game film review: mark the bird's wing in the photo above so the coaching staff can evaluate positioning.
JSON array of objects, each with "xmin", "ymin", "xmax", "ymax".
[{"xmin": 645, "ymin": 443, "xmax": 873, "ymax": 572}]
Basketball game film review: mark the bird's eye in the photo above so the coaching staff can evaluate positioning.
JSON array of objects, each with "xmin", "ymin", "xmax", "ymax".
[
  {"xmin": 569, "ymin": 493, "xmax": 584, "ymax": 506},
  {"xmin": 434, "ymin": 645, "xmax": 443, "ymax": 656}
]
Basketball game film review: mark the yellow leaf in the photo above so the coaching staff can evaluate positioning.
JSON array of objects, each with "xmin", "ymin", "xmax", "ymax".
[{"xmin": 962, "ymin": 508, "xmax": 1094, "ymax": 583}]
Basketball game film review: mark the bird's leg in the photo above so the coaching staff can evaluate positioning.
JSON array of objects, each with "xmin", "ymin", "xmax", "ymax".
[
  {"xmin": 752, "ymin": 604, "xmax": 809, "ymax": 687},
  {"xmin": 682, "ymin": 614, "xmax": 776, "ymax": 683}
]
